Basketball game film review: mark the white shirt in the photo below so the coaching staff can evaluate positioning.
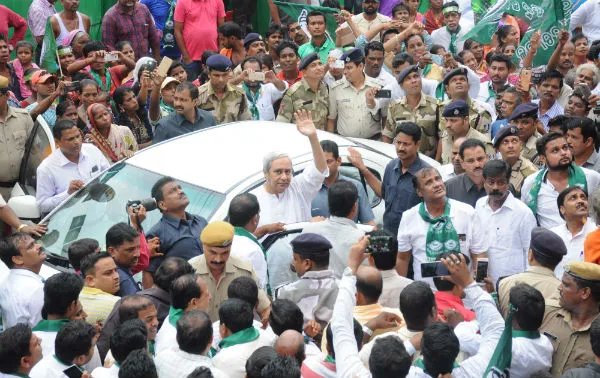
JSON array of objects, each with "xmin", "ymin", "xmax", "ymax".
[
  {"xmin": 342, "ymin": 13, "xmax": 391, "ymax": 42},
  {"xmin": 570, "ymin": 0, "xmax": 600, "ymax": 42},
  {"xmin": 474, "ymin": 193, "xmax": 537, "ymax": 284},
  {"xmin": 211, "ymin": 319, "xmax": 263, "ymax": 348},
  {"xmin": 212, "ymin": 331, "xmax": 273, "ymax": 378},
  {"xmin": 477, "ymin": 80, "xmax": 504, "ymax": 110},
  {"xmin": 30, "ymin": 355, "xmax": 72, "ymax": 378},
  {"xmin": 509, "ymin": 335, "xmax": 553, "ymax": 378},
  {"xmin": 378, "ymin": 269, "xmax": 413, "ymax": 309},
  {"xmin": 397, "ymin": 199, "xmax": 488, "ymax": 287},
  {"xmin": 155, "ymin": 315, "xmax": 177, "ymax": 355},
  {"xmin": 155, "ymin": 349, "xmax": 227, "ymax": 378},
  {"xmin": 231, "ymin": 233, "xmax": 267, "ymax": 289},
  {"xmin": 245, "ymin": 82, "xmax": 287, "ymax": 121},
  {"xmin": 0, "ymin": 268, "xmax": 44, "ymax": 328},
  {"xmin": 439, "ymin": 163, "xmax": 458, "ymax": 182},
  {"xmin": 252, "ymin": 162, "xmax": 328, "ymax": 227},
  {"xmin": 550, "ymin": 218, "xmax": 596, "ymax": 278},
  {"xmin": 521, "ymin": 167, "xmax": 600, "ymax": 229},
  {"xmin": 430, "ymin": 27, "xmax": 467, "ymax": 53},
  {"xmin": 33, "ymin": 329, "xmax": 101, "ymax": 373},
  {"xmin": 36, "ymin": 144, "xmax": 110, "ymax": 213},
  {"xmin": 91, "ymin": 365, "xmax": 119, "ymax": 378}
]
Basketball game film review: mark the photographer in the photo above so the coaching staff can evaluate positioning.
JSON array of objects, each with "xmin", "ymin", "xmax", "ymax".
[
  {"xmin": 25, "ymin": 71, "xmax": 66, "ymax": 128},
  {"xmin": 126, "ymin": 199, "xmax": 161, "ymax": 287}
]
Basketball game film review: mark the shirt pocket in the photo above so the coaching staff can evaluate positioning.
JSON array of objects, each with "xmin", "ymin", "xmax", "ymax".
[{"xmin": 12, "ymin": 129, "xmax": 28, "ymax": 152}]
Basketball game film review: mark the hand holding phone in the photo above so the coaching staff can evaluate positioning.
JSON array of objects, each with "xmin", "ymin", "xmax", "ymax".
[
  {"xmin": 475, "ymin": 258, "xmax": 488, "ymax": 283},
  {"xmin": 63, "ymin": 365, "xmax": 83, "ymax": 378},
  {"xmin": 104, "ymin": 52, "xmax": 119, "ymax": 62},
  {"xmin": 374, "ymin": 89, "xmax": 391, "ymax": 99}
]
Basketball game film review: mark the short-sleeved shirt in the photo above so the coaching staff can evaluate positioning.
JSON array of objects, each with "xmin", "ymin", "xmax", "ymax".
[
  {"xmin": 26, "ymin": 102, "xmax": 56, "ymax": 128},
  {"xmin": 340, "ymin": 13, "xmax": 391, "ymax": 42},
  {"xmin": 397, "ymin": 198, "xmax": 488, "ymax": 287},
  {"xmin": 439, "ymin": 98, "xmax": 494, "ymax": 136},
  {"xmin": 440, "ymin": 127, "xmax": 494, "ymax": 164},
  {"xmin": 381, "ymin": 156, "xmax": 430, "ymax": 236},
  {"xmin": 298, "ymin": 37, "xmax": 336, "ymax": 63},
  {"xmin": 509, "ymin": 157, "xmax": 539, "ymax": 198},
  {"xmin": 311, "ymin": 174, "xmax": 375, "ymax": 224},
  {"xmin": 146, "ymin": 212, "xmax": 208, "ymax": 272},
  {"xmin": 276, "ymin": 78, "xmax": 329, "ymax": 130},
  {"xmin": 153, "ymin": 108, "xmax": 216, "ymax": 143},
  {"xmin": 445, "ymin": 173, "xmax": 487, "ymax": 208},
  {"xmin": 497, "ymin": 266, "xmax": 560, "ymax": 317},
  {"xmin": 328, "ymin": 77, "xmax": 382, "ymax": 138},
  {"xmin": 197, "ymin": 83, "xmax": 251, "ymax": 124},
  {"xmin": 174, "ymin": 0, "xmax": 225, "ymax": 61},
  {"xmin": 522, "ymin": 133, "xmax": 542, "ymax": 167},
  {"xmin": 0, "ymin": 106, "xmax": 34, "ymax": 183},
  {"xmin": 533, "ymin": 99, "xmax": 564, "ymax": 131}
]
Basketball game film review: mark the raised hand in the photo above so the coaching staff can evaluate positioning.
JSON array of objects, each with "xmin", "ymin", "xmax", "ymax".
[{"xmin": 294, "ymin": 109, "xmax": 317, "ymax": 137}]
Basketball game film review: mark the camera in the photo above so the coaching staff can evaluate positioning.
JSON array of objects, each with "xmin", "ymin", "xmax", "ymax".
[
  {"xmin": 365, "ymin": 231, "xmax": 395, "ymax": 254},
  {"xmin": 126, "ymin": 198, "xmax": 157, "ymax": 213},
  {"xmin": 142, "ymin": 59, "xmax": 157, "ymax": 73}
]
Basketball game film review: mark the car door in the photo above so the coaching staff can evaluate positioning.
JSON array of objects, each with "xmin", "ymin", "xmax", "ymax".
[{"xmin": 17, "ymin": 117, "xmax": 54, "ymax": 196}]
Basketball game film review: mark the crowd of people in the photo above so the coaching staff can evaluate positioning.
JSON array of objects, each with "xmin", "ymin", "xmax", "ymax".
[{"xmin": 1, "ymin": 0, "xmax": 600, "ymax": 377}]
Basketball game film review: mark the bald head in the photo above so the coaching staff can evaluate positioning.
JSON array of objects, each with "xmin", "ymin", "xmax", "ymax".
[
  {"xmin": 452, "ymin": 137, "xmax": 467, "ymax": 174},
  {"xmin": 274, "ymin": 330, "xmax": 305, "ymax": 365},
  {"xmin": 356, "ymin": 266, "xmax": 383, "ymax": 305}
]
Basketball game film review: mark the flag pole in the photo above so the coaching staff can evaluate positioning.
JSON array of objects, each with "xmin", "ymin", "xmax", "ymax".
[{"xmin": 55, "ymin": 49, "xmax": 64, "ymax": 78}]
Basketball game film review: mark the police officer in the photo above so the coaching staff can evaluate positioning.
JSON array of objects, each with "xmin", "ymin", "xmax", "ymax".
[
  {"xmin": 197, "ymin": 55, "xmax": 251, "ymax": 124},
  {"xmin": 275, "ymin": 233, "xmax": 338, "ymax": 328},
  {"xmin": 507, "ymin": 102, "xmax": 543, "ymax": 167},
  {"xmin": 328, "ymin": 48, "xmax": 382, "ymax": 139},
  {"xmin": 189, "ymin": 221, "xmax": 270, "ymax": 322},
  {"xmin": 0, "ymin": 76, "xmax": 34, "ymax": 201},
  {"xmin": 438, "ymin": 67, "xmax": 494, "ymax": 136},
  {"xmin": 494, "ymin": 125, "xmax": 538, "ymax": 198},
  {"xmin": 383, "ymin": 64, "xmax": 440, "ymax": 157},
  {"xmin": 440, "ymin": 100, "xmax": 494, "ymax": 164},
  {"xmin": 276, "ymin": 53, "xmax": 329, "ymax": 130}
]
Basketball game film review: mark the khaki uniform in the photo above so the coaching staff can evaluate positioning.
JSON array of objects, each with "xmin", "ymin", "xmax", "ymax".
[
  {"xmin": 276, "ymin": 78, "xmax": 329, "ymax": 130},
  {"xmin": 510, "ymin": 157, "xmax": 539, "ymax": 198},
  {"xmin": 328, "ymin": 77, "xmax": 382, "ymax": 139},
  {"xmin": 189, "ymin": 255, "xmax": 270, "ymax": 322},
  {"xmin": 197, "ymin": 83, "xmax": 251, "ymax": 124},
  {"xmin": 0, "ymin": 106, "xmax": 34, "ymax": 200},
  {"xmin": 439, "ymin": 98, "xmax": 493, "ymax": 136},
  {"xmin": 522, "ymin": 133, "xmax": 543, "ymax": 168},
  {"xmin": 497, "ymin": 266, "xmax": 560, "ymax": 318},
  {"xmin": 440, "ymin": 127, "xmax": 494, "ymax": 164},
  {"xmin": 541, "ymin": 305, "xmax": 600, "ymax": 376},
  {"xmin": 383, "ymin": 93, "xmax": 440, "ymax": 157}
]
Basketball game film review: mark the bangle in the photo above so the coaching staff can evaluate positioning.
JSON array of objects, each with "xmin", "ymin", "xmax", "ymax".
[
  {"xmin": 362, "ymin": 324, "xmax": 374, "ymax": 337},
  {"xmin": 17, "ymin": 224, "xmax": 27, "ymax": 232}
]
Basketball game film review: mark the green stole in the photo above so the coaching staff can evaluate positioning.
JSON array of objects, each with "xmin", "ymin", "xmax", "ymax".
[
  {"xmin": 242, "ymin": 83, "xmax": 261, "ymax": 120},
  {"xmin": 168, "ymin": 306, "xmax": 185, "ymax": 326},
  {"xmin": 218, "ymin": 327, "xmax": 260, "ymax": 349},
  {"xmin": 418, "ymin": 200, "xmax": 460, "ymax": 260},
  {"xmin": 32, "ymin": 319, "xmax": 69, "ymax": 332},
  {"xmin": 413, "ymin": 358, "xmax": 459, "ymax": 373},
  {"xmin": 422, "ymin": 63, "xmax": 432, "ymax": 78},
  {"xmin": 527, "ymin": 163, "xmax": 587, "ymax": 215},
  {"xmin": 90, "ymin": 69, "xmax": 112, "ymax": 93},
  {"xmin": 447, "ymin": 26, "xmax": 461, "ymax": 55},
  {"xmin": 161, "ymin": 0, "xmax": 176, "ymax": 50},
  {"xmin": 234, "ymin": 226, "xmax": 272, "ymax": 296}
]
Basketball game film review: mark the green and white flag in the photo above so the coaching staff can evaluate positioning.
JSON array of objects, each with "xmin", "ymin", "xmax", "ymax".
[
  {"xmin": 472, "ymin": 0, "xmax": 499, "ymax": 22},
  {"xmin": 462, "ymin": 0, "xmax": 573, "ymax": 67},
  {"xmin": 40, "ymin": 19, "xmax": 59, "ymax": 74},
  {"xmin": 273, "ymin": 1, "xmax": 340, "ymax": 39}
]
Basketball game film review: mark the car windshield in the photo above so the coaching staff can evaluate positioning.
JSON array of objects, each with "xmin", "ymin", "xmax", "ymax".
[{"xmin": 39, "ymin": 162, "xmax": 225, "ymax": 262}]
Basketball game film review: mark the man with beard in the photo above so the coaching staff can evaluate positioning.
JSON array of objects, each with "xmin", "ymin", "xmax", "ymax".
[
  {"xmin": 218, "ymin": 22, "xmax": 246, "ymax": 67},
  {"xmin": 445, "ymin": 139, "xmax": 489, "ymax": 207},
  {"xmin": 565, "ymin": 116, "xmax": 600, "ymax": 172},
  {"xmin": 478, "ymin": 54, "xmax": 512, "ymax": 110},
  {"xmin": 430, "ymin": 2, "xmax": 467, "ymax": 55},
  {"xmin": 339, "ymin": 0, "xmax": 391, "ymax": 43},
  {"xmin": 239, "ymin": 57, "xmax": 286, "ymax": 121},
  {"xmin": 540, "ymin": 261, "xmax": 600, "ymax": 376},
  {"xmin": 363, "ymin": 41, "xmax": 401, "ymax": 101},
  {"xmin": 276, "ymin": 41, "xmax": 302, "ymax": 87},
  {"xmin": 473, "ymin": 160, "xmax": 537, "ymax": 285},
  {"xmin": 396, "ymin": 167, "xmax": 487, "ymax": 284},
  {"xmin": 383, "ymin": 65, "xmax": 440, "ymax": 158},
  {"xmin": 298, "ymin": 11, "xmax": 336, "ymax": 62},
  {"xmin": 550, "ymin": 186, "xmax": 596, "ymax": 278},
  {"xmin": 522, "ymin": 132, "xmax": 600, "ymax": 229},
  {"xmin": 493, "ymin": 125, "xmax": 538, "ymax": 198},
  {"xmin": 327, "ymin": 48, "xmax": 382, "ymax": 138},
  {"xmin": 534, "ymin": 70, "xmax": 565, "ymax": 130},
  {"xmin": 508, "ymin": 102, "xmax": 543, "ymax": 167},
  {"xmin": 439, "ymin": 136, "xmax": 466, "ymax": 181},
  {"xmin": 287, "ymin": 21, "xmax": 309, "ymax": 47}
]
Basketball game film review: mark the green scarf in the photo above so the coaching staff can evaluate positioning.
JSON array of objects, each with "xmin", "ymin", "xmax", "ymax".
[
  {"xmin": 447, "ymin": 26, "xmax": 461, "ymax": 55},
  {"xmin": 161, "ymin": 0, "xmax": 177, "ymax": 50},
  {"xmin": 148, "ymin": 340, "xmax": 155, "ymax": 356},
  {"xmin": 527, "ymin": 163, "xmax": 587, "ymax": 215},
  {"xmin": 324, "ymin": 355, "xmax": 335, "ymax": 363},
  {"xmin": 32, "ymin": 319, "xmax": 69, "ymax": 332},
  {"xmin": 422, "ymin": 63, "xmax": 432, "ymax": 78},
  {"xmin": 435, "ymin": 81, "xmax": 446, "ymax": 101},
  {"xmin": 418, "ymin": 200, "xmax": 460, "ymax": 260},
  {"xmin": 159, "ymin": 99, "xmax": 175, "ymax": 116},
  {"xmin": 218, "ymin": 327, "xmax": 260, "ymax": 349},
  {"xmin": 413, "ymin": 357, "xmax": 459, "ymax": 373},
  {"xmin": 483, "ymin": 305, "xmax": 516, "ymax": 377},
  {"xmin": 168, "ymin": 306, "xmax": 185, "ymax": 327},
  {"xmin": 242, "ymin": 83, "xmax": 261, "ymax": 120},
  {"xmin": 512, "ymin": 330, "xmax": 540, "ymax": 339},
  {"xmin": 234, "ymin": 226, "xmax": 272, "ymax": 296},
  {"xmin": 90, "ymin": 68, "xmax": 112, "ymax": 93}
]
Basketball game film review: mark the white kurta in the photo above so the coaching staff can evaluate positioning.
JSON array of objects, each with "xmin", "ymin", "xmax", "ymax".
[
  {"xmin": 155, "ymin": 349, "xmax": 227, "ymax": 378},
  {"xmin": 155, "ymin": 315, "xmax": 177, "ymax": 355},
  {"xmin": 0, "ymin": 269, "xmax": 44, "ymax": 328},
  {"xmin": 550, "ymin": 218, "xmax": 596, "ymax": 278},
  {"xmin": 212, "ymin": 331, "xmax": 273, "ymax": 378},
  {"xmin": 230, "ymin": 234, "xmax": 267, "ymax": 289}
]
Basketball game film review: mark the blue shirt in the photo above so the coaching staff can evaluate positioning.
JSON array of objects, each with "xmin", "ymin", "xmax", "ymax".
[
  {"xmin": 311, "ymin": 174, "xmax": 375, "ymax": 224},
  {"xmin": 140, "ymin": 0, "xmax": 181, "ymax": 58},
  {"xmin": 26, "ymin": 102, "xmax": 56, "ymax": 128},
  {"xmin": 116, "ymin": 266, "xmax": 141, "ymax": 296},
  {"xmin": 153, "ymin": 108, "xmax": 216, "ymax": 143},
  {"xmin": 381, "ymin": 156, "xmax": 429, "ymax": 236},
  {"xmin": 146, "ymin": 212, "xmax": 208, "ymax": 272}
]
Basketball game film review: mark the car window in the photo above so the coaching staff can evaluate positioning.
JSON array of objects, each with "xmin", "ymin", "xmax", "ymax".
[
  {"xmin": 264, "ymin": 232, "xmax": 301, "ymax": 292},
  {"xmin": 39, "ymin": 162, "xmax": 225, "ymax": 262},
  {"xmin": 19, "ymin": 120, "xmax": 53, "ymax": 195},
  {"xmin": 339, "ymin": 164, "xmax": 382, "ymax": 207}
]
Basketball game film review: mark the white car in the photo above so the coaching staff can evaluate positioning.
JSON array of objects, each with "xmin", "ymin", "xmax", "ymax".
[{"xmin": 9, "ymin": 121, "xmax": 438, "ymax": 279}]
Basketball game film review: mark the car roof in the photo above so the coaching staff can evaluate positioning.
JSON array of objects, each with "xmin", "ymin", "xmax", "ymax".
[{"xmin": 125, "ymin": 121, "xmax": 356, "ymax": 193}]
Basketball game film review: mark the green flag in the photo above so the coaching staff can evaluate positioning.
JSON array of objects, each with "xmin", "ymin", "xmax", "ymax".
[
  {"xmin": 472, "ymin": 0, "xmax": 499, "ymax": 23},
  {"xmin": 40, "ymin": 19, "xmax": 59, "ymax": 74},
  {"xmin": 462, "ymin": 0, "xmax": 572, "ymax": 67},
  {"xmin": 273, "ymin": 1, "xmax": 340, "ymax": 39},
  {"xmin": 418, "ymin": 0, "xmax": 430, "ymax": 14}
]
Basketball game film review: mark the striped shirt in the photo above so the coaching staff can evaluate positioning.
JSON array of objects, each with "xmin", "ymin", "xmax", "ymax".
[
  {"xmin": 533, "ymin": 99, "xmax": 564, "ymax": 131},
  {"xmin": 80, "ymin": 286, "xmax": 120, "ymax": 325}
]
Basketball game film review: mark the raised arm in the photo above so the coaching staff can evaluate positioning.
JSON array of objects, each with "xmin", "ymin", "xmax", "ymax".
[{"xmin": 295, "ymin": 109, "xmax": 327, "ymax": 174}]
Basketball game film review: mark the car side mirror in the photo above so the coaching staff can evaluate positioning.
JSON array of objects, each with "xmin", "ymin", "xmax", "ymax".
[{"xmin": 8, "ymin": 195, "xmax": 41, "ymax": 220}]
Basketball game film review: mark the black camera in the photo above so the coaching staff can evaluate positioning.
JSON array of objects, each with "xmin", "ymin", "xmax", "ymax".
[
  {"xmin": 126, "ymin": 198, "xmax": 157, "ymax": 213},
  {"xmin": 365, "ymin": 232, "xmax": 395, "ymax": 254},
  {"xmin": 142, "ymin": 60, "xmax": 157, "ymax": 73}
]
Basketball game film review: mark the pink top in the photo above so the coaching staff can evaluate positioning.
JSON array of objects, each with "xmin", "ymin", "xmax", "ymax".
[
  {"xmin": 11, "ymin": 58, "xmax": 38, "ymax": 99},
  {"xmin": 174, "ymin": 0, "xmax": 225, "ymax": 61}
]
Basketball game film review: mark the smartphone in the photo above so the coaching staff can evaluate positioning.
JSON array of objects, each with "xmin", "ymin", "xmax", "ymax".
[
  {"xmin": 332, "ymin": 60, "xmax": 345, "ymax": 69},
  {"xmin": 64, "ymin": 81, "xmax": 81, "ymax": 93},
  {"xmin": 157, "ymin": 56, "xmax": 173, "ymax": 76},
  {"xmin": 421, "ymin": 262, "xmax": 450, "ymax": 278},
  {"xmin": 104, "ymin": 52, "xmax": 119, "ymax": 62},
  {"xmin": 475, "ymin": 258, "xmax": 489, "ymax": 283},
  {"xmin": 520, "ymin": 68, "xmax": 532, "ymax": 92},
  {"xmin": 63, "ymin": 365, "xmax": 83, "ymax": 378},
  {"xmin": 374, "ymin": 89, "xmax": 391, "ymax": 99},
  {"xmin": 249, "ymin": 71, "xmax": 265, "ymax": 81}
]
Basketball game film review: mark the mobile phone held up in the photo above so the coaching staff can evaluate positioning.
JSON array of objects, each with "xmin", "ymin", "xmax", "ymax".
[
  {"xmin": 475, "ymin": 258, "xmax": 488, "ymax": 283},
  {"xmin": 374, "ymin": 89, "xmax": 391, "ymax": 99},
  {"xmin": 63, "ymin": 365, "xmax": 84, "ymax": 378},
  {"xmin": 421, "ymin": 262, "xmax": 450, "ymax": 278}
]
